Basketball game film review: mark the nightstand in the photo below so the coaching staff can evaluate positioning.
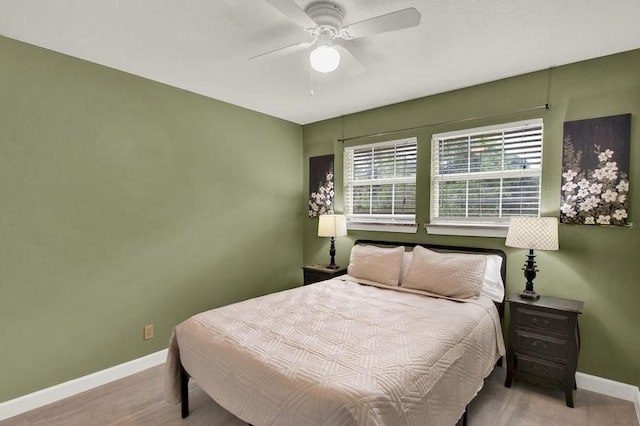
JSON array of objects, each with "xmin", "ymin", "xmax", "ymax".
[
  {"xmin": 504, "ymin": 293, "xmax": 584, "ymax": 407},
  {"xmin": 302, "ymin": 265, "xmax": 347, "ymax": 285}
]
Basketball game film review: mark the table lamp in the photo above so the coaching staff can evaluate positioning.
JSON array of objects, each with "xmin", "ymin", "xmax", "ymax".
[
  {"xmin": 505, "ymin": 216, "xmax": 559, "ymax": 300},
  {"xmin": 318, "ymin": 214, "xmax": 347, "ymax": 269}
]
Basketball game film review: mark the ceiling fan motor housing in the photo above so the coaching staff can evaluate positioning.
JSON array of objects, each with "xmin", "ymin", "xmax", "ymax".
[{"xmin": 306, "ymin": 1, "xmax": 344, "ymax": 33}]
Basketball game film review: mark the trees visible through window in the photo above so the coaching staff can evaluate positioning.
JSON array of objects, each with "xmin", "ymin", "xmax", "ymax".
[
  {"xmin": 344, "ymin": 137, "xmax": 417, "ymax": 229},
  {"xmin": 431, "ymin": 119, "xmax": 543, "ymax": 226}
]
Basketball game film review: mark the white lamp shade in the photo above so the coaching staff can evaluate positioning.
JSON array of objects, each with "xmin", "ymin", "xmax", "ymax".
[
  {"xmin": 318, "ymin": 214, "xmax": 347, "ymax": 237},
  {"xmin": 309, "ymin": 45, "xmax": 340, "ymax": 73},
  {"xmin": 505, "ymin": 217, "xmax": 559, "ymax": 251}
]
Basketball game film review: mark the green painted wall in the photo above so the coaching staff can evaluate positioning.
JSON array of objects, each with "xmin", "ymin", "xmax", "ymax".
[
  {"xmin": 0, "ymin": 36, "xmax": 303, "ymax": 402},
  {"xmin": 303, "ymin": 50, "xmax": 640, "ymax": 387},
  {"xmin": 2, "ymin": 33, "xmax": 637, "ymax": 405}
]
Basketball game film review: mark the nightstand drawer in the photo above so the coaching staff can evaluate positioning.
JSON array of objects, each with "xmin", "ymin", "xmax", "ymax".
[
  {"xmin": 515, "ymin": 307, "xmax": 571, "ymax": 336},
  {"xmin": 517, "ymin": 353, "xmax": 565, "ymax": 382},
  {"xmin": 515, "ymin": 330, "xmax": 567, "ymax": 360},
  {"xmin": 304, "ymin": 270, "xmax": 330, "ymax": 285}
]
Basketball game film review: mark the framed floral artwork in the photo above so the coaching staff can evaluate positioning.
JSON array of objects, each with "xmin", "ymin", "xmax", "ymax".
[
  {"xmin": 308, "ymin": 154, "xmax": 335, "ymax": 217},
  {"xmin": 560, "ymin": 113, "xmax": 631, "ymax": 225}
]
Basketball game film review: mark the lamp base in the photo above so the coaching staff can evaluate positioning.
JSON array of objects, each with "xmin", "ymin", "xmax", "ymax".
[
  {"xmin": 519, "ymin": 249, "xmax": 540, "ymax": 300},
  {"xmin": 519, "ymin": 289, "xmax": 540, "ymax": 300},
  {"xmin": 325, "ymin": 264, "xmax": 341, "ymax": 270}
]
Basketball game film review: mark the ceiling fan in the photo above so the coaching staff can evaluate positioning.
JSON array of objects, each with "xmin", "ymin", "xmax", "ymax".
[{"xmin": 254, "ymin": 0, "xmax": 422, "ymax": 73}]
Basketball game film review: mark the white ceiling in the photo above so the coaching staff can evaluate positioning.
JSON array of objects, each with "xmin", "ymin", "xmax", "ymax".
[{"xmin": 1, "ymin": 0, "xmax": 639, "ymax": 125}]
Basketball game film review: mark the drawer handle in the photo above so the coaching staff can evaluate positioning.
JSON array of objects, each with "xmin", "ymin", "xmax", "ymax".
[
  {"xmin": 531, "ymin": 340, "xmax": 549, "ymax": 348},
  {"xmin": 532, "ymin": 318, "xmax": 550, "ymax": 327},
  {"xmin": 530, "ymin": 363, "xmax": 548, "ymax": 371}
]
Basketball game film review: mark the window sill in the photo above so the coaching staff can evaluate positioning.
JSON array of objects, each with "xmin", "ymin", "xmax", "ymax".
[
  {"xmin": 425, "ymin": 223, "xmax": 508, "ymax": 238},
  {"xmin": 347, "ymin": 223, "xmax": 418, "ymax": 234}
]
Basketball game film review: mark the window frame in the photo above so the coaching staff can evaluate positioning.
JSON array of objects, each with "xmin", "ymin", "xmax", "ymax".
[
  {"xmin": 427, "ymin": 119, "xmax": 544, "ymax": 237},
  {"xmin": 343, "ymin": 137, "xmax": 418, "ymax": 233}
]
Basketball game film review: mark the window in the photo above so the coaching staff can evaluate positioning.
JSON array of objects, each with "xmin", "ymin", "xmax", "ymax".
[
  {"xmin": 429, "ymin": 119, "xmax": 543, "ymax": 236},
  {"xmin": 344, "ymin": 137, "xmax": 417, "ymax": 232}
]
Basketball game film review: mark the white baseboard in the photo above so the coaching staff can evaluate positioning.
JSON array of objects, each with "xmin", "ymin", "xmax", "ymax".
[
  {"xmin": 1, "ymin": 354, "xmax": 638, "ymax": 423},
  {"xmin": 576, "ymin": 371, "xmax": 640, "ymax": 423},
  {"xmin": 0, "ymin": 349, "xmax": 168, "ymax": 422}
]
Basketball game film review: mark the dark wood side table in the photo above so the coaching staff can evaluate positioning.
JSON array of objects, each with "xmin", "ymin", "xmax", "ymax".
[
  {"xmin": 302, "ymin": 265, "xmax": 347, "ymax": 285},
  {"xmin": 504, "ymin": 293, "xmax": 584, "ymax": 407}
]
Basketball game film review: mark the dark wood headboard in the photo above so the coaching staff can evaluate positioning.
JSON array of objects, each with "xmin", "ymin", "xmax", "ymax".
[{"xmin": 354, "ymin": 239, "xmax": 507, "ymax": 318}]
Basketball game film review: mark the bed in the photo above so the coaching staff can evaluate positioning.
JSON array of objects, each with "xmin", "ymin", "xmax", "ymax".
[{"xmin": 165, "ymin": 240, "xmax": 507, "ymax": 425}]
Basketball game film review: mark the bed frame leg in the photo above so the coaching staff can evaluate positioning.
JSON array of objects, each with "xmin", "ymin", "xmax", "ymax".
[{"xmin": 180, "ymin": 363, "xmax": 190, "ymax": 419}]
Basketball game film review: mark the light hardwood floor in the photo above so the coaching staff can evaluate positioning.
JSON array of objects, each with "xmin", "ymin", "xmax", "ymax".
[{"xmin": 1, "ymin": 364, "xmax": 637, "ymax": 426}]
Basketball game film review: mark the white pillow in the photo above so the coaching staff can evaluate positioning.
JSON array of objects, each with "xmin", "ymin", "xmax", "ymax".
[
  {"xmin": 402, "ymin": 245, "xmax": 486, "ymax": 299},
  {"xmin": 480, "ymin": 254, "xmax": 505, "ymax": 302},
  {"xmin": 348, "ymin": 245, "xmax": 404, "ymax": 286}
]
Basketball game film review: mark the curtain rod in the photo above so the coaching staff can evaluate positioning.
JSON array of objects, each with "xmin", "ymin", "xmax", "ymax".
[{"xmin": 338, "ymin": 104, "xmax": 550, "ymax": 143}]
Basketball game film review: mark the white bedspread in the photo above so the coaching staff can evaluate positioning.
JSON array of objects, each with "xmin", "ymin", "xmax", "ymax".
[{"xmin": 165, "ymin": 278, "xmax": 505, "ymax": 425}]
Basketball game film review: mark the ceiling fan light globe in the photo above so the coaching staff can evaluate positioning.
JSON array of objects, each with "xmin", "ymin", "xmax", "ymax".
[{"xmin": 310, "ymin": 45, "xmax": 340, "ymax": 73}]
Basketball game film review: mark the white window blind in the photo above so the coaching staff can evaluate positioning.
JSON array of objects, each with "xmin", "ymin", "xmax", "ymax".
[
  {"xmin": 344, "ymin": 137, "xmax": 417, "ymax": 229},
  {"xmin": 430, "ymin": 119, "xmax": 543, "ymax": 227}
]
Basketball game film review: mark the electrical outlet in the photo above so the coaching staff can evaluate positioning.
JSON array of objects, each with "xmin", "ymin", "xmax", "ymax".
[{"xmin": 143, "ymin": 324, "xmax": 154, "ymax": 340}]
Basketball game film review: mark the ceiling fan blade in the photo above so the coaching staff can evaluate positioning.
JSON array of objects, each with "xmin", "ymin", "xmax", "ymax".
[
  {"xmin": 335, "ymin": 45, "xmax": 366, "ymax": 76},
  {"xmin": 263, "ymin": 0, "xmax": 317, "ymax": 28},
  {"xmin": 250, "ymin": 40, "xmax": 314, "ymax": 60},
  {"xmin": 340, "ymin": 7, "xmax": 421, "ymax": 39}
]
